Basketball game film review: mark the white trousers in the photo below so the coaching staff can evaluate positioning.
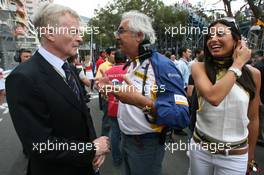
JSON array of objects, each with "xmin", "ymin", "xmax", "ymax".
[{"xmin": 189, "ymin": 139, "xmax": 248, "ymax": 175}]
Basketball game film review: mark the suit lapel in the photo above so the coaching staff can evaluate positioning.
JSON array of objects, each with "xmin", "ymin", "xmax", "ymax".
[{"xmin": 34, "ymin": 52, "xmax": 83, "ymax": 112}]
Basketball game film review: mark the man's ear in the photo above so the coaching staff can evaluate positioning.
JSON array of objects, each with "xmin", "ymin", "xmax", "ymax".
[
  {"xmin": 183, "ymin": 51, "xmax": 187, "ymax": 57},
  {"xmin": 45, "ymin": 34, "xmax": 56, "ymax": 42},
  {"xmin": 39, "ymin": 27, "xmax": 55, "ymax": 41},
  {"xmin": 136, "ymin": 32, "xmax": 144, "ymax": 42},
  {"xmin": 44, "ymin": 28, "xmax": 56, "ymax": 42}
]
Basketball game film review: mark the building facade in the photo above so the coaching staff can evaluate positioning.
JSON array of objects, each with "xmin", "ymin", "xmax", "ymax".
[
  {"xmin": 0, "ymin": 0, "xmax": 40, "ymax": 69},
  {"xmin": 24, "ymin": 0, "xmax": 53, "ymax": 18}
]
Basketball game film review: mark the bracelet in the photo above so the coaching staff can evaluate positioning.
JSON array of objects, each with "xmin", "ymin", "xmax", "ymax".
[{"xmin": 228, "ymin": 67, "xmax": 242, "ymax": 78}]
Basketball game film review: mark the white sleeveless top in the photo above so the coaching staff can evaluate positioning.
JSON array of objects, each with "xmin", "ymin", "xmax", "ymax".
[{"xmin": 196, "ymin": 82, "xmax": 250, "ymax": 143}]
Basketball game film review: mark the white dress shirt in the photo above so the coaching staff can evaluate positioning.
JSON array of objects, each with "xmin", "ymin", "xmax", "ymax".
[{"xmin": 38, "ymin": 46, "xmax": 66, "ymax": 78}]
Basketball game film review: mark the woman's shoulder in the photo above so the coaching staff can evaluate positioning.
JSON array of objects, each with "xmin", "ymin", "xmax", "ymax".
[
  {"xmin": 246, "ymin": 64, "xmax": 261, "ymax": 84},
  {"xmin": 191, "ymin": 62, "xmax": 205, "ymax": 72},
  {"xmin": 246, "ymin": 64, "xmax": 261, "ymax": 77}
]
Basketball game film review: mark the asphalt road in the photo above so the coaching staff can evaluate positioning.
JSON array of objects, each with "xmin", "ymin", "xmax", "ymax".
[{"xmin": 0, "ymin": 98, "xmax": 264, "ymax": 175}]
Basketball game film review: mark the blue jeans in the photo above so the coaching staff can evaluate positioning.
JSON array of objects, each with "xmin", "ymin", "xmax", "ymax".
[
  {"xmin": 121, "ymin": 133, "xmax": 165, "ymax": 175},
  {"xmin": 109, "ymin": 117, "xmax": 122, "ymax": 166}
]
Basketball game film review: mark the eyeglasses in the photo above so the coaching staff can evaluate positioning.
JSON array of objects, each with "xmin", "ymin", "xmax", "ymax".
[
  {"xmin": 113, "ymin": 27, "xmax": 130, "ymax": 37},
  {"xmin": 221, "ymin": 17, "xmax": 239, "ymax": 30}
]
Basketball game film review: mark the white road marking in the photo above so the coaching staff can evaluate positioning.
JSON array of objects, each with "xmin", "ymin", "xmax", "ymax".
[{"xmin": 0, "ymin": 103, "xmax": 9, "ymax": 114}]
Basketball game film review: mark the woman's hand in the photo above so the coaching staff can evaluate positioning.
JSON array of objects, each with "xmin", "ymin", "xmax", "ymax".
[{"xmin": 232, "ymin": 40, "xmax": 251, "ymax": 69}]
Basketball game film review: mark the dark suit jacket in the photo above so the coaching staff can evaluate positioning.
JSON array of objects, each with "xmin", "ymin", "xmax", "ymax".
[{"xmin": 6, "ymin": 51, "xmax": 97, "ymax": 175}]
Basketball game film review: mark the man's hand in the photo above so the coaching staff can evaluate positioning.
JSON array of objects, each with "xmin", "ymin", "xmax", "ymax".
[
  {"xmin": 93, "ymin": 136, "xmax": 110, "ymax": 156},
  {"xmin": 95, "ymin": 69, "xmax": 112, "ymax": 97},
  {"xmin": 112, "ymin": 76, "xmax": 151, "ymax": 108},
  {"xmin": 92, "ymin": 155, "xmax": 106, "ymax": 170}
]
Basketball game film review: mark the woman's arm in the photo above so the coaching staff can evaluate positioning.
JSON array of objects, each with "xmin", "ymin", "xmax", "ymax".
[
  {"xmin": 79, "ymin": 69, "xmax": 91, "ymax": 87},
  {"xmin": 192, "ymin": 62, "xmax": 238, "ymax": 106}
]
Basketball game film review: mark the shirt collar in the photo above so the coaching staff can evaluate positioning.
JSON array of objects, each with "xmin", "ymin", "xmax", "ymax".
[
  {"xmin": 128, "ymin": 59, "xmax": 149, "ymax": 73},
  {"xmin": 180, "ymin": 57, "xmax": 189, "ymax": 64},
  {"xmin": 38, "ymin": 46, "xmax": 66, "ymax": 77},
  {"xmin": 105, "ymin": 60, "xmax": 113, "ymax": 66}
]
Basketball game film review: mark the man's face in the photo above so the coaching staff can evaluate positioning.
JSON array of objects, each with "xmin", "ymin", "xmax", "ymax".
[
  {"xmin": 51, "ymin": 13, "xmax": 83, "ymax": 59},
  {"xmin": 108, "ymin": 51, "xmax": 115, "ymax": 64},
  {"xmin": 170, "ymin": 55, "xmax": 176, "ymax": 61},
  {"xmin": 183, "ymin": 49, "xmax": 192, "ymax": 60},
  {"xmin": 196, "ymin": 50, "xmax": 204, "ymax": 60},
  {"xmin": 115, "ymin": 20, "xmax": 141, "ymax": 58},
  {"xmin": 20, "ymin": 52, "xmax": 31, "ymax": 62},
  {"xmin": 101, "ymin": 52, "xmax": 106, "ymax": 59}
]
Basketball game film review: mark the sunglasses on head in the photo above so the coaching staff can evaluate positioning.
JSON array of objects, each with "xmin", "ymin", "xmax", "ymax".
[{"xmin": 221, "ymin": 17, "xmax": 239, "ymax": 30}]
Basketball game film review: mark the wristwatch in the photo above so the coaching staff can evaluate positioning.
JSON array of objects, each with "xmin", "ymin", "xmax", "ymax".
[
  {"xmin": 228, "ymin": 67, "xmax": 242, "ymax": 78},
  {"xmin": 142, "ymin": 103, "xmax": 156, "ymax": 123},
  {"xmin": 142, "ymin": 105, "xmax": 152, "ymax": 114}
]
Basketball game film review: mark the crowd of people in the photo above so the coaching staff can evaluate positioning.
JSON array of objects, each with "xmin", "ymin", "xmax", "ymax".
[{"xmin": 2, "ymin": 2, "xmax": 264, "ymax": 175}]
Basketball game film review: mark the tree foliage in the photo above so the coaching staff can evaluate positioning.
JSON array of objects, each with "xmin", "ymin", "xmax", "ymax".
[
  {"xmin": 86, "ymin": 0, "xmax": 264, "ymax": 50},
  {"xmin": 87, "ymin": 0, "xmax": 189, "ymax": 50}
]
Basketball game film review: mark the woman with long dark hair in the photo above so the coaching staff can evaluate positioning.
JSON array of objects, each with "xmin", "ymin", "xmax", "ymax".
[{"xmin": 190, "ymin": 19, "xmax": 261, "ymax": 174}]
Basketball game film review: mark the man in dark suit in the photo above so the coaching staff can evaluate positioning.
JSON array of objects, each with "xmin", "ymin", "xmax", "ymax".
[{"xmin": 6, "ymin": 3, "xmax": 109, "ymax": 175}]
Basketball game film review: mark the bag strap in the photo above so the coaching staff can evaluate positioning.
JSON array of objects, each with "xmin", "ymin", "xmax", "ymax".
[
  {"xmin": 141, "ymin": 60, "xmax": 156, "ymax": 124},
  {"xmin": 142, "ymin": 62, "xmax": 150, "ymax": 96},
  {"xmin": 141, "ymin": 59, "xmax": 173, "ymax": 143}
]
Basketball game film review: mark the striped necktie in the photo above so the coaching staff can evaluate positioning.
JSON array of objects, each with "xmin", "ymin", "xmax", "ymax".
[{"xmin": 62, "ymin": 62, "xmax": 80, "ymax": 101}]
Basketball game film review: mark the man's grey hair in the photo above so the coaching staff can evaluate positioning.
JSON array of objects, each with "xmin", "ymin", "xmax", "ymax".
[
  {"xmin": 122, "ymin": 10, "xmax": 156, "ymax": 44},
  {"xmin": 32, "ymin": 3, "xmax": 80, "ymax": 41}
]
